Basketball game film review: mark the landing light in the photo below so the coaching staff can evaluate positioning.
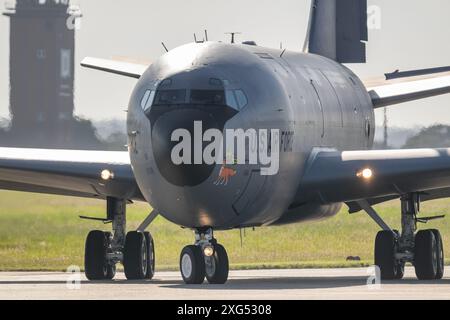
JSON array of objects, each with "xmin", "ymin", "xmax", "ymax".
[
  {"xmin": 203, "ymin": 245, "xmax": 214, "ymax": 257},
  {"xmin": 357, "ymin": 168, "xmax": 373, "ymax": 180},
  {"xmin": 101, "ymin": 169, "xmax": 114, "ymax": 181}
]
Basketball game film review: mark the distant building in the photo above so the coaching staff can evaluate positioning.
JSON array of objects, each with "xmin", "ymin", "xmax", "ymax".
[{"xmin": 2, "ymin": 0, "xmax": 101, "ymax": 149}]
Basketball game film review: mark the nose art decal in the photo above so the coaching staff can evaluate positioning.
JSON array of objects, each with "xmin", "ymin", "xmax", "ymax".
[{"xmin": 214, "ymin": 164, "xmax": 237, "ymax": 186}]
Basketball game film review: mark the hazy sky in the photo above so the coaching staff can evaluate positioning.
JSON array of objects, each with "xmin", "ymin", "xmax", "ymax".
[{"xmin": 0, "ymin": 0, "xmax": 449, "ymax": 128}]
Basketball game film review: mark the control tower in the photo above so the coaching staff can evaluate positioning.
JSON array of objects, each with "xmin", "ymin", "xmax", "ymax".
[{"xmin": 3, "ymin": 0, "xmax": 83, "ymax": 147}]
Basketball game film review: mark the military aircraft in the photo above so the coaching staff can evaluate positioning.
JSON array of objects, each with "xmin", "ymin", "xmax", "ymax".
[{"xmin": 1, "ymin": 0, "xmax": 450, "ymax": 284}]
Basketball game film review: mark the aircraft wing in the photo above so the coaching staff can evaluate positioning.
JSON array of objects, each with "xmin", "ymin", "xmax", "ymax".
[
  {"xmin": 364, "ymin": 69, "xmax": 450, "ymax": 108},
  {"xmin": 81, "ymin": 57, "xmax": 149, "ymax": 79},
  {"xmin": 0, "ymin": 148, "xmax": 144, "ymax": 201},
  {"xmin": 297, "ymin": 148, "xmax": 450, "ymax": 212}
]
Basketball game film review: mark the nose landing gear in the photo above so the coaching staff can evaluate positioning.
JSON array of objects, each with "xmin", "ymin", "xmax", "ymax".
[
  {"xmin": 180, "ymin": 245, "xmax": 206, "ymax": 284},
  {"xmin": 180, "ymin": 228, "xmax": 229, "ymax": 284},
  {"xmin": 205, "ymin": 243, "xmax": 229, "ymax": 284}
]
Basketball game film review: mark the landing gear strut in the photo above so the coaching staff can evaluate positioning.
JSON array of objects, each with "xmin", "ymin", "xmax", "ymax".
[
  {"xmin": 359, "ymin": 193, "xmax": 445, "ymax": 281},
  {"xmin": 84, "ymin": 197, "xmax": 156, "ymax": 281},
  {"xmin": 180, "ymin": 228, "xmax": 229, "ymax": 284}
]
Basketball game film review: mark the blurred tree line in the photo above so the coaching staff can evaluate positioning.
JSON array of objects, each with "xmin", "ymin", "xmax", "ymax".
[
  {"xmin": 0, "ymin": 117, "xmax": 127, "ymax": 151},
  {"xmin": 403, "ymin": 125, "xmax": 450, "ymax": 149}
]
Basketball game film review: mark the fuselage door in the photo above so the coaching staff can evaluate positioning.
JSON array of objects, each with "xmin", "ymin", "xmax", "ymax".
[
  {"xmin": 309, "ymin": 80, "xmax": 325, "ymax": 138},
  {"xmin": 305, "ymin": 68, "xmax": 343, "ymax": 144}
]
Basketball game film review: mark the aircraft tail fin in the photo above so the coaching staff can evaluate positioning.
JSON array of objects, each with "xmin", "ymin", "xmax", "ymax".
[{"xmin": 304, "ymin": 0, "xmax": 368, "ymax": 63}]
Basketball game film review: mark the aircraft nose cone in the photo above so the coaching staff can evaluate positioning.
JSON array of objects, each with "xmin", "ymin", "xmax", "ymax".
[{"xmin": 150, "ymin": 107, "xmax": 220, "ymax": 187}]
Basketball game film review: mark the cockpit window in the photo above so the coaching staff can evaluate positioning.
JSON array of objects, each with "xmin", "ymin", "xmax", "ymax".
[
  {"xmin": 141, "ymin": 90, "xmax": 155, "ymax": 112},
  {"xmin": 209, "ymin": 78, "xmax": 223, "ymax": 86},
  {"xmin": 153, "ymin": 89, "xmax": 187, "ymax": 105},
  {"xmin": 159, "ymin": 79, "xmax": 172, "ymax": 87},
  {"xmin": 234, "ymin": 90, "xmax": 248, "ymax": 109},
  {"xmin": 141, "ymin": 90, "xmax": 151, "ymax": 109},
  {"xmin": 190, "ymin": 90, "xmax": 225, "ymax": 105},
  {"xmin": 149, "ymin": 88, "xmax": 248, "ymax": 110},
  {"xmin": 225, "ymin": 90, "xmax": 238, "ymax": 110}
]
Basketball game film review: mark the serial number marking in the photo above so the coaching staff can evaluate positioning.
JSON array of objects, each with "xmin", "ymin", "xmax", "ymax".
[{"xmin": 221, "ymin": 304, "xmax": 272, "ymax": 316}]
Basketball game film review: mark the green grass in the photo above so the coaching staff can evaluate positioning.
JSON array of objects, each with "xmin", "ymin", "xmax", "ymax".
[{"xmin": 0, "ymin": 190, "xmax": 449, "ymax": 271}]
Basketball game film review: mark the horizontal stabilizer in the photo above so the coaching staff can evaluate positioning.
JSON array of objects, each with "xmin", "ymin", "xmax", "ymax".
[
  {"xmin": 385, "ymin": 66, "xmax": 450, "ymax": 80},
  {"xmin": 81, "ymin": 57, "xmax": 149, "ymax": 79},
  {"xmin": 367, "ymin": 71, "xmax": 450, "ymax": 108}
]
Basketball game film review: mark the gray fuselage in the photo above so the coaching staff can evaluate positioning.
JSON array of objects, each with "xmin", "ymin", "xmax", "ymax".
[{"xmin": 127, "ymin": 42, "xmax": 374, "ymax": 229}]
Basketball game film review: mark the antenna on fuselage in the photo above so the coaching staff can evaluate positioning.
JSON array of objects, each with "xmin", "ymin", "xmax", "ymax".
[
  {"xmin": 161, "ymin": 42, "xmax": 169, "ymax": 52},
  {"xmin": 194, "ymin": 32, "xmax": 208, "ymax": 43},
  {"xmin": 225, "ymin": 32, "xmax": 241, "ymax": 44}
]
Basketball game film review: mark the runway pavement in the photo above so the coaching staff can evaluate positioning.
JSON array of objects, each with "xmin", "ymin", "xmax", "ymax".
[{"xmin": 0, "ymin": 267, "xmax": 449, "ymax": 300}]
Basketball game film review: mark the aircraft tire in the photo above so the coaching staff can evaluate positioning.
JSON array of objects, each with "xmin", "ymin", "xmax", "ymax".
[
  {"xmin": 123, "ymin": 231, "xmax": 148, "ymax": 280},
  {"xmin": 205, "ymin": 243, "xmax": 229, "ymax": 284},
  {"xmin": 375, "ymin": 230, "xmax": 401, "ymax": 280},
  {"xmin": 84, "ymin": 230, "xmax": 109, "ymax": 280},
  {"xmin": 430, "ymin": 229, "xmax": 444, "ymax": 280},
  {"xmin": 143, "ymin": 232, "xmax": 156, "ymax": 280},
  {"xmin": 414, "ymin": 230, "xmax": 438, "ymax": 280},
  {"xmin": 180, "ymin": 245, "xmax": 205, "ymax": 284}
]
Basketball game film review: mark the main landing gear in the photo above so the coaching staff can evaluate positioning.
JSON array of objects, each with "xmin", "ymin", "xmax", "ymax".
[
  {"xmin": 358, "ymin": 193, "xmax": 445, "ymax": 281},
  {"xmin": 180, "ymin": 228, "xmax": 229, "ymax": 284},
  {"xmin": 83, "ymin": 197, "xmax": 156, "ymax": 281}
]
